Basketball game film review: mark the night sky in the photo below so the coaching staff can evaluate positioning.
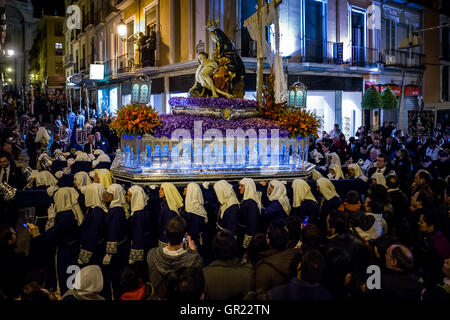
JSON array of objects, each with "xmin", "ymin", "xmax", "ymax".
[{"xmin": 31, "ymin": 0, "xmax": 66, "ymax": 18}]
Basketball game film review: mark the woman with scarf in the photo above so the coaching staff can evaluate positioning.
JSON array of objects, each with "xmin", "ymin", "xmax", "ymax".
[
  {"xmin": 213, "ymin": 180, "xmax": 239, "ymax": 236},
  {"xmin": 158, "ymin": 183, "xmax": 184, "ymax": 246},
  {"xmin": 62, "ymin": 265, "xmax": 105, "ymax": 300},
  {"xmin": 347, "ymin": 163, "xmax": 368, "ymax": 182},
  {"xmin": 73, "ymin": 171, "xmax": 92, "ymax": 213},
  {"xmin": 103, "ymin": 184, "xmax": 130, "ymax": 300},
  {"xmin": 262, "ymin": 180, "xmax": 291, "ymax": 230},
  {"xmin": 316, "ymin": 178, "xmax": 343, "ymax": 225},
  {"xmin": 371, "ymin": 172, "xmax": 388, "ymax": 188},
  {"xmin": 91, "ymin": 168, "xmax": 113, "ymax": 189},
  {"xmin": 328, "ymin": 163, "xmax": 344, "ymax": 180},
  {"xmin": 291, "ymin": 179, "xmax": 318, "ymax": 222},
  {"xmin": 78, "ymin": 183, "xmax": 107, "ymax": 267},
  {"xmin": 93, "ymin": 153, "xmax": 111, "ymax": 169},
  {"xmin": 126, "ymin": 185, "xmax": 152, "ymax": 264},
  {"xmin": 237, "ymin": 178, "xmax": 261, "ymax": 250},
  {"xmin": 182, "ymin": 182, "xmax": 209, "ymax": 261}
]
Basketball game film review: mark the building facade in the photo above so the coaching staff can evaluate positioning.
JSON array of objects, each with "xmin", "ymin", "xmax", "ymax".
[
  {"xmin": 29, "ymin": 14, "xmax": 66, "ymax": 93},
  {"xmin": 64, "ymin": 0, "xmax": 450, "ymax": 135}
]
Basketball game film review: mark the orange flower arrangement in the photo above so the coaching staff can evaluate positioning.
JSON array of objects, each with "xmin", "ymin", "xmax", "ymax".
[
  {"xmin": 277, "ymin": 108, "xmax": 321, "ymax": 138},
  {"xmin": 109, "ymin": 104, "xmax": 161, "ymax": 136}
]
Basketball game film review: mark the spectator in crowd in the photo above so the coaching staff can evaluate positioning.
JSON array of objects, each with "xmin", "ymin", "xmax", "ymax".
[
  {"xmin": 146, "ymin": 216, "xmax": 203, "ymax": 299},
  {"xmin": 62, "ymin": 265, "xmax": 105, "ymax": 300}
]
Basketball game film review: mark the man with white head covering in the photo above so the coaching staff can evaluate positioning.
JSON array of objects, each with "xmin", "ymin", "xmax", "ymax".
[
  {"xmin": 27, "ymin": 186, "xmax": 84, "ymax": 296},
  {"xmin": 62, "ymin": 265, "xmax": 105, "ymax": 300},
  {"xmin": 328, "ymin": 164, "xmax": 344, "ymax": 180},
  {"xmin": 182, "ymin": 183, "xmax": 208, "ymax": 259},
  {"xmin": 78, "ymin": 183, "xmax": 107, "ymax": 266},
  {"xmin": 292, "ymin": 179, "xmax": 318, "ymax": 221},
  {"xmin": 263, "ymin": 180, "xmax": 291, "ymax": 229},
  {"xmin": 103, "ymin": 184, "xmax": 130, "ymax": 300},
  {"xmin": 316, "ymin": 178, "xmax": 343, "ymax": 227},
  {"xmin": 158, "ymin": 183, "xmax": 184, "ymax": 246},
  {"xmin": 126, "ymin": 185, "xmax": 151, "ymax": 264},
  {"xmin": 347, "ymin": 163, "xmax": 368, "ymax": 182},
  {"xmin": 213, "ymin": 180, "xmax": 240, "ymax": 236},
  {"xmin": 238, "ymin": 178, "xmax": 261, "ymax": 250}
]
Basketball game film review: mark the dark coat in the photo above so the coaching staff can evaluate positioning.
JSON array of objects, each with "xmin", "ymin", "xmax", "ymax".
[
  {"xmin": 203, "ymin": 258, "xmax": 255, "ymax": 300},
  {"xmin": 268, "ymin": 278, "xmax": 333, "ymax": 300},
  {"xmin": 255, "ymin": 248, "xmax": 300, "ymax": 291}
]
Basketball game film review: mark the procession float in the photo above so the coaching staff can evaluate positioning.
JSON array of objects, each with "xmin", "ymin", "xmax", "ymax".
[{"xmin": 110, "ymin": 19, "xmax": 320, "ymax": 185}]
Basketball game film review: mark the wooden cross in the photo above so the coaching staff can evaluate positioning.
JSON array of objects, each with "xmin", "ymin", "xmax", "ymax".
[{"xmin": 244, "ymin": 0, "xmax": 283, "ymax": 111}]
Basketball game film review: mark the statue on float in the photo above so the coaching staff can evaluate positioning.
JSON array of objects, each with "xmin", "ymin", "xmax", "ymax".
[{"xmin": 189, "ymin": 20, "xmax": 245, "ymax": 99}]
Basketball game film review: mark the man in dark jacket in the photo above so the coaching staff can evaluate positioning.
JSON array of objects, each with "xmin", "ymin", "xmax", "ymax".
[
  {"xmin": 386, "ymin": 175, "xmax": 410, "ymax": 228},
  {"xmin": 255, "ymin": 223, "xmax": 300, "ymax": 291},
  {"xmin": 146, "ymin": 216, "xmax": 203, "ymax": 299},
  {"xmin": 268, "ymin": 249, "xmax": 333, "ymax": 300},
  {"xmin": 203, "ymin": 230, "xmax": 254, "ymax": 300},
  {"xmin": 379, "ymin": 244, "xmax": 424, "ymax": 300},
  {"xmin": 368, "ymin": 153, "xmax": 396, "ymax": 178}
]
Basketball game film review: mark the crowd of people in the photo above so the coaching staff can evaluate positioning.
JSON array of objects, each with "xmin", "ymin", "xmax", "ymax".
[{"xmin": 0, "ymin": 93, "xmax": 449, "ymax": 301}]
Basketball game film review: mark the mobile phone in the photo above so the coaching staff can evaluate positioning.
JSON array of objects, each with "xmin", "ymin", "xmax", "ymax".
[
  {"xmin": 302, "ymin": 217, "xmax": 309, "ymax": 229},
  {"xmin": 23, "ymin": 223, "xmax": 29, "ymax": 228}
]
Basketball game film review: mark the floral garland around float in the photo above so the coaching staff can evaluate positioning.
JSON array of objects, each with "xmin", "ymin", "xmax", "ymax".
[
  {"xmin": 109, "ymin": 104, "xmax": 161, "ymax": 136},
  {"xmin": 262, "ymin": 70, "xmax": 321, "ymax": 138}
]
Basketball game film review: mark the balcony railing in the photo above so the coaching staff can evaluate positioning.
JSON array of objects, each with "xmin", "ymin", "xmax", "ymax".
[
  {"xmin": 350, "ymin": 46, "xmax": 380, "ymax": 68},
  {"xmin": 139, "ymin": 40, "xmax": 158, "ymax": 68},
  {"xmin": 381, "ymin": 49, "xmax": 425, "ymax": 69},
  {"xmin": 299, "ymin": 39, "xmax": 335, "ymax": 64},
  {"xmin": 117, "ymin": 53, "xmax": 135, "ymax": 73}
]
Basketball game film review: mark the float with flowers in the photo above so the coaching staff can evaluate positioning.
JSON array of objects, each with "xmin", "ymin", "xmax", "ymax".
[{"xmin": 110, "ymin": 25, "xmax": 320, "ymax": 184}]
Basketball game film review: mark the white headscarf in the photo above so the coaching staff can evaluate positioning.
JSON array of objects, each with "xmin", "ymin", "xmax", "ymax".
[
  {"xmin": 328, "ymin": 164, "xmax": 344, "ymax": 180},
  {"xmin": 53, "ymin": 187, "xmax": 84, "ymax": 226},
  {"xmin": 328, "ymin": 152, "xmax": 342, "ymax": 167},
  {"xmin": 81, "ymin": 183, "xmax": 107, "ymax": 211},
  {"xmin": 316, "ymin": 178, "xmax": 339, "ymax": 201},
  {"xmin": 160, "ymin": 182, "xmax": 184, "ymax": 214},
  {"xmin": 128, "ymin": 185, "xmax": 149, "ymax": 215},
  {"xmin": 35, "ymin": 171, "xmax": 58, "ymax": 187},
  {"xmin": 72, "ymin": 265, "xmax": 104, "ymax": 300},
  {"xmin": 93, "ymin": 149, "xmax": 104, "ymax": 156},
  {"xmin": 312, "ymin": 169, "xmax": 324, "ymax": 181},
  {"xmin": 106, "ymin": 184, "xmax": 126, "ymax": 209},
  {"xmin": 35, "ymin": 127, "xmax": 51, "ymax": 143},
  {"xmin": 371, "ymin": 172, "xmax": 387, "ymax": 188},
  {"xmin": 239, "ymin": 178, "xmax": 262, "ymax": 212},
  {"xmin": 185, "ymin": 182, "xmax": 207, "ymax": 220},
  {"xmin": 91, "ymin": 169, "xmax": 113, "ymax": 188},
  {"xmin": 74, "ymin": 171, "xmax": 92, "ymax": 188},
  {"xmin": 348, "ymin": 163, "xmax": 367, "ymax": 180},
  {"xmin": 93, "ymin": 153, "xmax": 111, "ymax": 167},
  {"xmin": 213, "ymin": 180, "xmax": 239, "ymax": 219},
  {"xmin": 75, "ymin": 152, "xmax": 91, "ymax": 162},
  {"xmin": 292, "ymin": 179, "xmax": 317, "ymax": 207},
  {"xmin": 268, "ymin": 180, "xmax": 291, "ymax": 215}
]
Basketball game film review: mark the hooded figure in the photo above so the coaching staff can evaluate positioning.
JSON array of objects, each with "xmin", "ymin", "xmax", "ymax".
[
  {"xmin": 78, "ymin": 183, "xmax": 107, "ymax": 266},
  {"xmin": 316, "ymin": 178, "xmax": 342, "ymax": 220},
  {"xmin": 91, "ymin": 169, "xmax": 113, "ymax": 188},
  {"xmin": 328, "ymin": 152, "xmax": 342, "ymax": 167},
  {"xmin": 127, "ymin": 185, "xmax": 151, "ymax": 264},
  {"xmin": 182, "ymin": 183, "xmax": 208, "ymax": 257},
  {"xmin": 328, "ymin": 164, "xmax": 344, "ymax": 180},
  {"xmin": 371, "ymin": 172, "xmax": 387, "ymax": 188},
  {"xmin": 62, "ymin": 265, "xmax": 105, "ymax": 300},
  {"xmin": 35, "ymin": 127, "xmax": 51, "ymax": 144},
  {"xmin": 74, "ymin": 171, "xmax": 92, "ymax": 189},
  {"xmin": 347, "ymin": 163, "xmax": 368, "ymax": 182},
  {"xmin": 292, "ymin": 179, "xmax": 319, "ymax": 221},
  {"xmin": 263, "ymin": 180, "xmax": 291, "ymax": 228},
  {"xmin": 103, "ymin": 184, "xmax": 130, "ymax": 300},
  {"xmin": 93, "ymin": 153, "xmax": 111, "ymax": 168},
  {"xmin": 238, "ymin": 178, "xmax": 261, "ymax": 249},
  {"xmin": 35, "ymin": 170, "xmax": 58, "ymax": 188},
  {"xmin": 158, "ymin": 183, "xmax": 184, "ymax": 246},
  {"xmin": 75, "ymin": 152, "xmax": 91, "ymax": 162},
  {"xmin": 213, "ymin": 180, "xmax": 240, "ymax": 236},
  {"xmin": 45, "ymin": 187, "xmax": 83, "ymax": 295}
]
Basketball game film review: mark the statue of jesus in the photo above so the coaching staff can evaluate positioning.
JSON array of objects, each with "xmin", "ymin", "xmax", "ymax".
[{"xmin": 189, "ymin": 52, "xmax": 233, "ymax": 98}]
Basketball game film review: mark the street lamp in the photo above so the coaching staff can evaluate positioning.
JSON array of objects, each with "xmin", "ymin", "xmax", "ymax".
[
  {"xmin": 6, "ymin": 67, "xmax": 12, "ymax": 73},
  {"xmin": 118, "ymin": 20, "xmax": 127, "ymax": 38},
  {"xmin": 7, "ymin": 49, "xmax": 14, "ymax": 56}
]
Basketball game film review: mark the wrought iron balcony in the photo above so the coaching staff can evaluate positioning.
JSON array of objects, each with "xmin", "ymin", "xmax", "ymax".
[{"xmin": 117, "ymin": 53, "xmax": 135, "ymax": 73}]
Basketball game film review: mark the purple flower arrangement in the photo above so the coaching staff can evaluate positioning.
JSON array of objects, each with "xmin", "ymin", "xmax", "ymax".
[
  {"xmin": 169, "ymin": 97, "xmax": 258, "ymax": 109},
  {"xmin": 152, "ymin": 114, "xmax": 289, "ymax": 138}
]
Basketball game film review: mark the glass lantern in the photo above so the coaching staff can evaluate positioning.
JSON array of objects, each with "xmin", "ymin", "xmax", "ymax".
[
  {"xmin": 130, "ymin": 79, "xmax": 152, "ymax": 104},
  {"xmin": 288, "ymin": 82, "xmax": 307, "ymax": 108}
]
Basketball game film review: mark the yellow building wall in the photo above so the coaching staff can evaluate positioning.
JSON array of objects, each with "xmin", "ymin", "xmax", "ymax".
[
  {"xmin": 175, "ymin": 0, "xmax": 190, "ymax": 62},
  {"xmin": 160, "ymin": 0, "xmax": 171, "ymax": 66}
]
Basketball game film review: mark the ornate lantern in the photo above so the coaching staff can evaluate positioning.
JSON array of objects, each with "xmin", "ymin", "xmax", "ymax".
[
  {"xmin": 288, "ymin": 82, "xmax": 307, "ymax": 108},
  {"xmin": 131, "ymin": 78, "xmax": 152, "ymax": 105}
]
